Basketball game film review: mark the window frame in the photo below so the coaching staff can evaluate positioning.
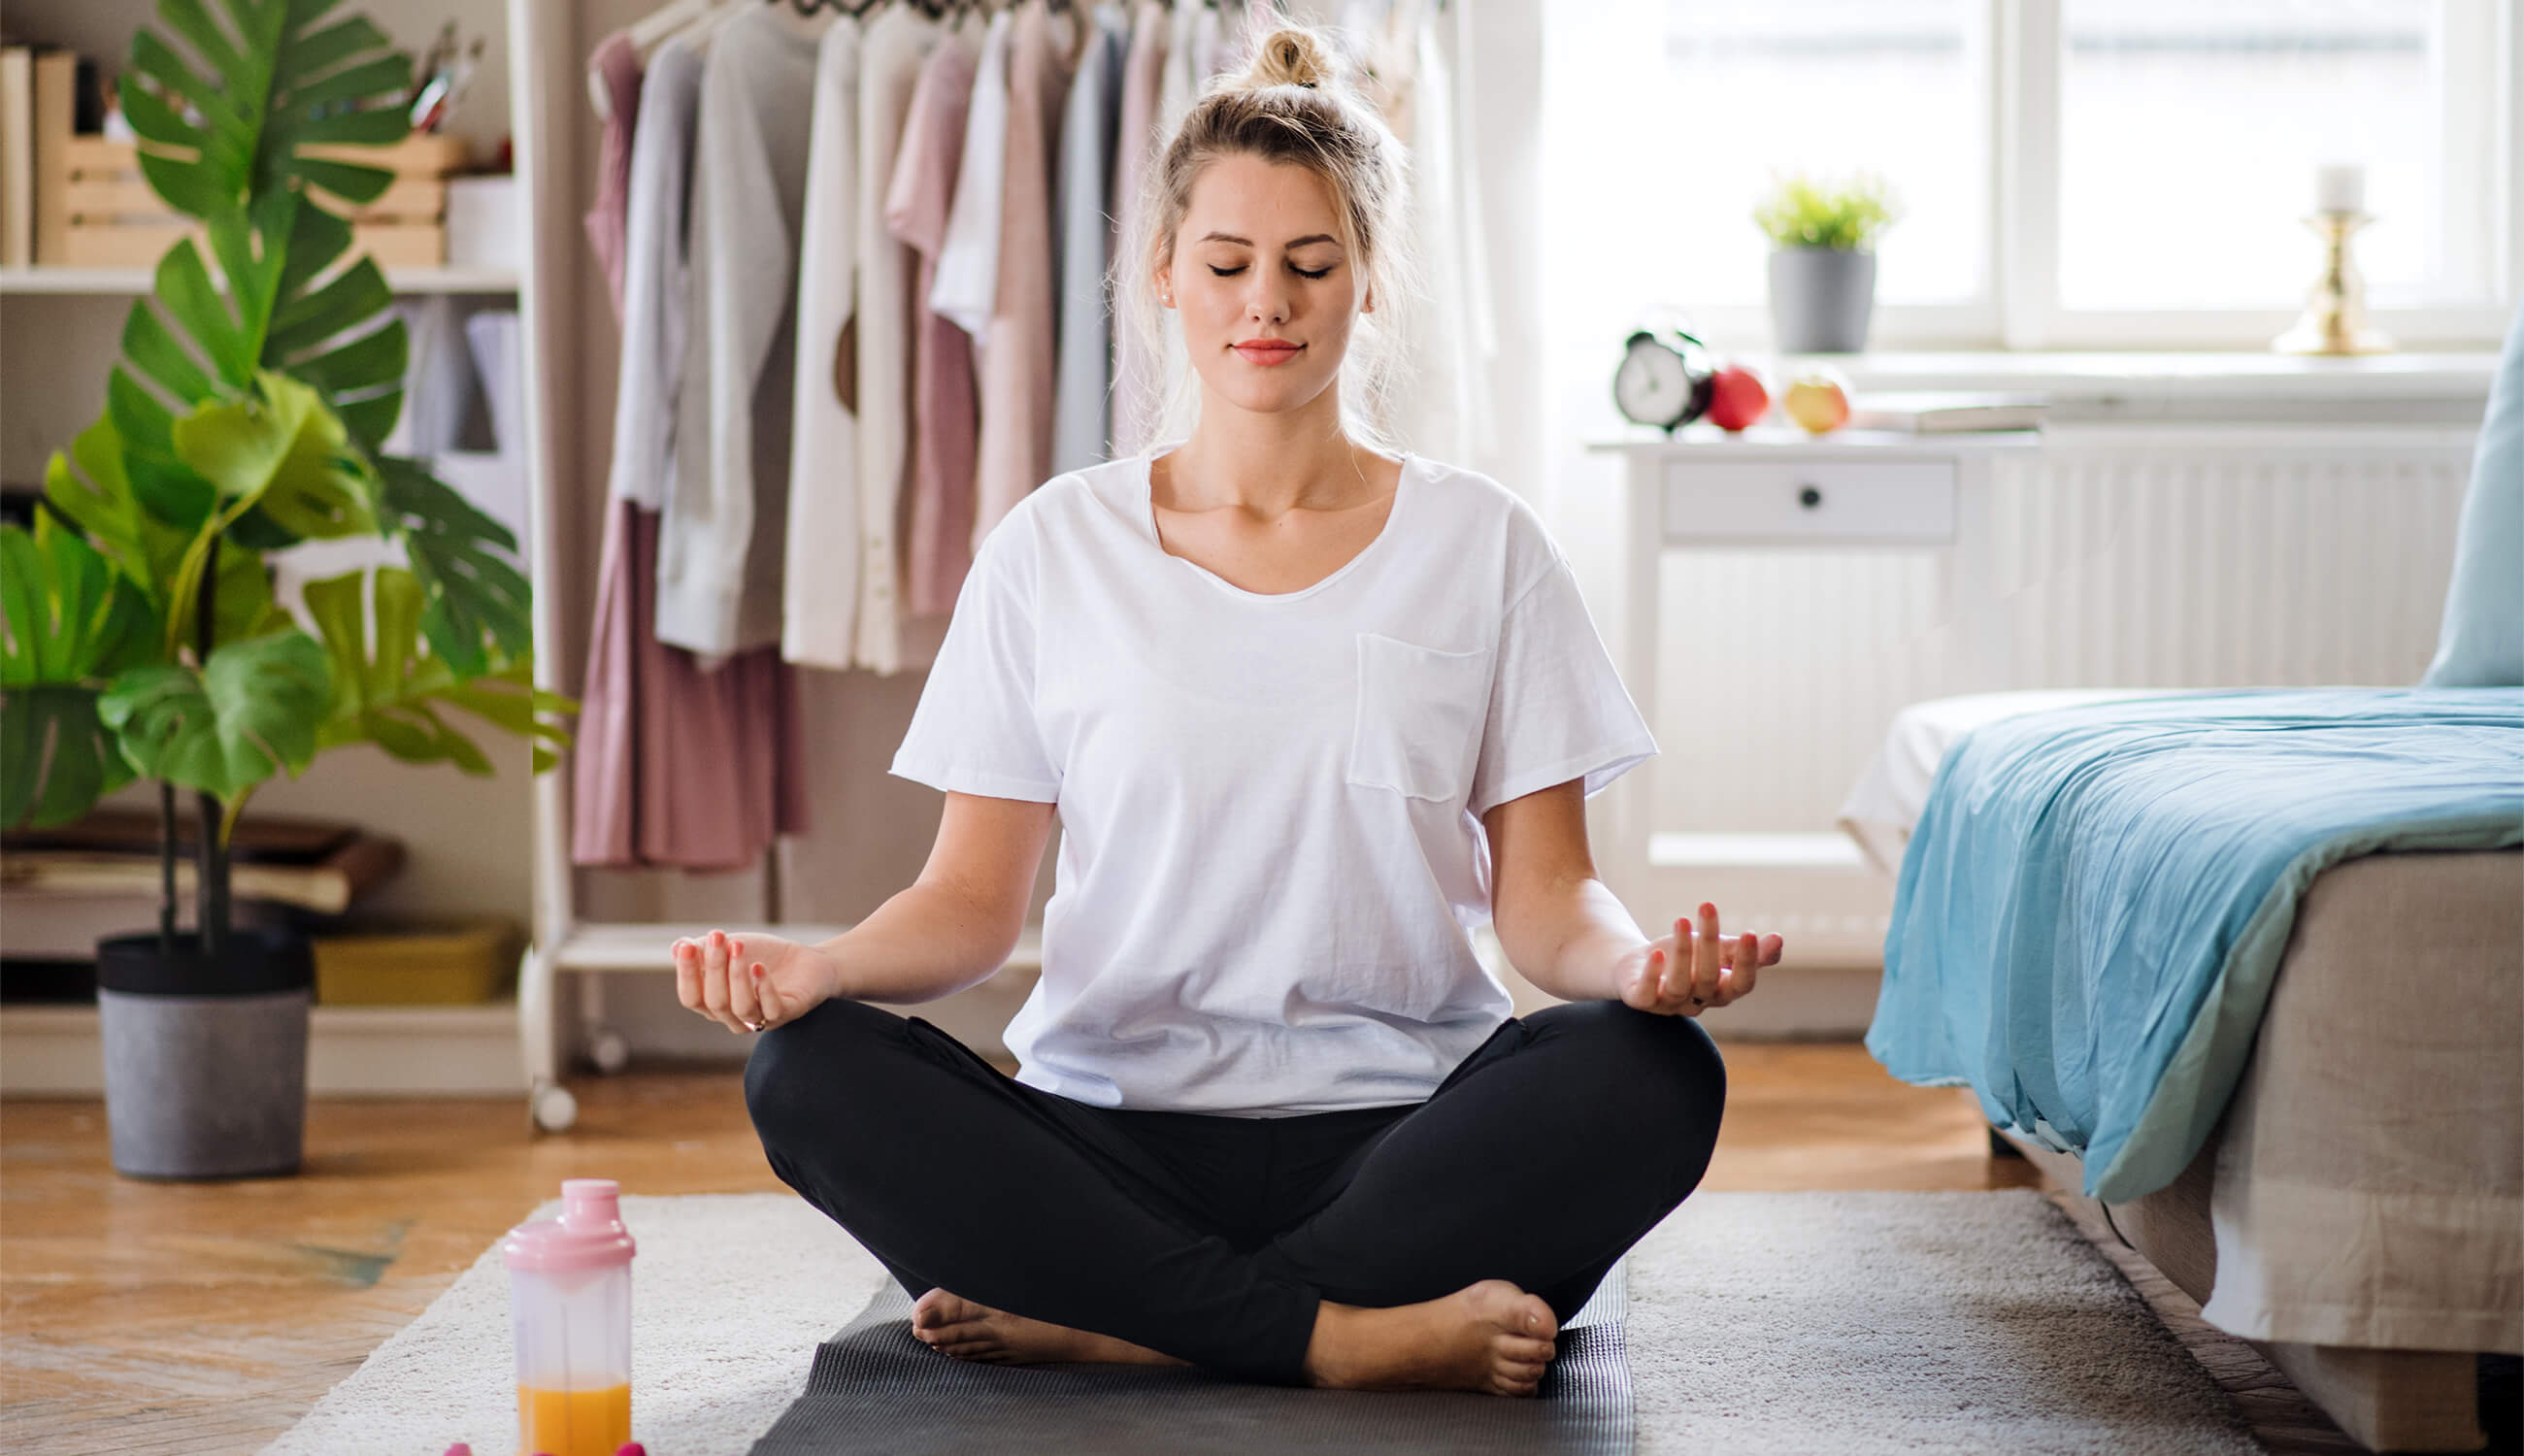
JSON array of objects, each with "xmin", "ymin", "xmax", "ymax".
[{"xmin": 1641, "ymin": 0, "xmax": 2520, "ymax": 352}]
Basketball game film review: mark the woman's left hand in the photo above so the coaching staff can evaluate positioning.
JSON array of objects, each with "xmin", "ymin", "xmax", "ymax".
[{"xmin": 1615, "ymin": 901, "xmax": 1781, "ymax": 1016}]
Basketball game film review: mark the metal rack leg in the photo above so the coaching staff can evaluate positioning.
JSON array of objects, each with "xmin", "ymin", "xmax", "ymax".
[
  {"xmin": 518, "ymin": 940, "xmax": 577, "ymax": 1133},
  {"xmin": 580, "ymin": 970, "xmax": 628, "ymax": 1075}
]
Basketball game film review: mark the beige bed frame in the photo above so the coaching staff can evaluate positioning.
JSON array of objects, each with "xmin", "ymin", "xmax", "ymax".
[{"xmin": 1994, "ymin": 848, "xmax": 2521, "ymax": 1454}]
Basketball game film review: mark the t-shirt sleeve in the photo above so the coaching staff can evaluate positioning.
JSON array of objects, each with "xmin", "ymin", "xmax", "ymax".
[
  {"xmin": 1467, "ymin": 553, "xmax": 1659, "ymax": 820},
  {"xmin": 888, "ymin": 523, "xmax": 1063, "ymax": 802}
]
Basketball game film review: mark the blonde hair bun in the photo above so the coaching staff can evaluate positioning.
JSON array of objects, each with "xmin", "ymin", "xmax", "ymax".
[{"xmin": 1241, "ymin": 25, "xmax": 1341, "ymax": 93}]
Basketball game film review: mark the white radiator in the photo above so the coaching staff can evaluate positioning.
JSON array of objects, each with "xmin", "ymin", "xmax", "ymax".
[{"xmin": 1650, "ymin": 427, "xmax": 2475, "ymax": 840}]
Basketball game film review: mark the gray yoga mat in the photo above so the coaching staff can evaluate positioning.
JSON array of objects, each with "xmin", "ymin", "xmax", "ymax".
[{"xmin": 747, "ymin": 1261, "xmax": 1636, "ymax": 1454}]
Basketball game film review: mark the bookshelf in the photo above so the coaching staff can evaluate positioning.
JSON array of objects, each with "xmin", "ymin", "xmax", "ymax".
[{"xmin": 0, "ymin": 0, "xmax": 536, "ymax": 1101}]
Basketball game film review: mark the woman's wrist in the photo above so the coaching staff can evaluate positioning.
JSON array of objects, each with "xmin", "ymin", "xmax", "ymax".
[{"xmin": 809, "ymin": 939, "xmax": 849, "ymax": 1003}]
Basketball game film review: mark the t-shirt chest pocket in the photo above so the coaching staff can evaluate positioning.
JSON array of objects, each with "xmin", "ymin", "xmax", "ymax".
[{"xmin": 1345, "ymin": 632, "xmax": 1493, "ymax": 804}]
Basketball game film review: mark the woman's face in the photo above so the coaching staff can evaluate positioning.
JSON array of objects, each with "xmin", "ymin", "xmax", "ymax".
[{"xmin": 1157, "ymin": 153, "xmax": 1372, "ymax": 420}]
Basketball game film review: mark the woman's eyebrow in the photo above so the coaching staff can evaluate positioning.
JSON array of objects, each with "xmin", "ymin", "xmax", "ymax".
[{"xmin": 1197, "ymin": 231, "xmax": 1341, "ymax": 248}]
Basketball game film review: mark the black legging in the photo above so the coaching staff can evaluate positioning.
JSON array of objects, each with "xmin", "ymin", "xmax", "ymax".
[{"xmin": 744, "ymin": 992, "xmax": 1726, "ymax": 1387}]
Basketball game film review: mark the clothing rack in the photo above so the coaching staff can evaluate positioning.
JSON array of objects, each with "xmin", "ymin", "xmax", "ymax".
[{"xmin": 515, "ymin": 0, "xmax": 1482, "ymax": 1134}]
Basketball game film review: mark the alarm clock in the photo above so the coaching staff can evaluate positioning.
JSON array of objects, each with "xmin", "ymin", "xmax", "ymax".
[{"xmin": 1612, "ymin": 327, "xmax": 1717, "ymax": 434}]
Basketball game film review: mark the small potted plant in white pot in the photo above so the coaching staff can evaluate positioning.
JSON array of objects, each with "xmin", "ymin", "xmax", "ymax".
[{"xmin": 1754, "ymin": 170, "xmax": 1901, "ymax": 353}]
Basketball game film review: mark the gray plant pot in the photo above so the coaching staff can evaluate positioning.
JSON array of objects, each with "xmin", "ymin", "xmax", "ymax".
[
  {"xmin": 96, "ymin": 927, "xmax": 314, "ymax": 1180},
  {"xmin": 1768, "ymin": 248, "xmax": 1878, "ymax": 353}
]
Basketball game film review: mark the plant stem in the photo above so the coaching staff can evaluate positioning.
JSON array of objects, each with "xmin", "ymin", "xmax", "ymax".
[
  {"xmin": 158, "ymin": 778, "xmax": 176, "ymax": 957},
  {"xmin": 195, "ymin": 532, "xmax": 223, "ymax": 959},
  {"xmin": 195, "ymin": 788, "xmax": 222, "ymax": 959}
]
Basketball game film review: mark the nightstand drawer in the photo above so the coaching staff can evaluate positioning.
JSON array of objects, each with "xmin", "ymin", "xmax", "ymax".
[{"xmin": 1662, "ymin": 458, "xmax": 1957, "ymax": 544}]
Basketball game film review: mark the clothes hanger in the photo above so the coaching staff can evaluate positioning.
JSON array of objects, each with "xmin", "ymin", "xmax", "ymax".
[
  {"xmin": 780, "ymin": 0, "xmax": 908, "ymax": 17},
  {"xmin": 588, "ymin": 0, "xmax": 739, "ymax": 120}
]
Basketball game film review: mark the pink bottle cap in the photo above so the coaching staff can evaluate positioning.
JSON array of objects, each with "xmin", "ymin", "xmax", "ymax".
[{"xmin": 501, "ymin": 1177, "xmax": 637, "ymax": 1273}]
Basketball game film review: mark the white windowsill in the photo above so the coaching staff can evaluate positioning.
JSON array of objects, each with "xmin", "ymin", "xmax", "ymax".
[{"xmin": 1827, "ymin": 350, "xmax": 2498, "ymax": 400}]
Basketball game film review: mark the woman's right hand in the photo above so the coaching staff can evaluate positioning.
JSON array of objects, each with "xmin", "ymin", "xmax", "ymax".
[{"xmin": 671, "ymin": 928, "xmax": 842, "ymax": 1035}]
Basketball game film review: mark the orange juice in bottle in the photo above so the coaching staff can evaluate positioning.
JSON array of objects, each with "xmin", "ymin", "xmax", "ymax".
[
  {"xmin": 502, "ymin": 1179, "xmax": 637, "ymax": 1456},
  {"xmin": 514, "ymin": 1381, "xmax": 630, "ymax": 1456}
]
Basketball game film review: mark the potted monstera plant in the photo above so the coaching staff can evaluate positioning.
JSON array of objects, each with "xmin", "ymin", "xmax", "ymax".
[{"xmin": 0, "ymin": 0, "xmax": 573, "ymax": 1180}]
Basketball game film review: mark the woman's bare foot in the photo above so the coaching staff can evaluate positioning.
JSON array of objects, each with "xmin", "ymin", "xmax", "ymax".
[
  {"xmin": 1303, "ymin": 1278, "xmax": 1560, "ymax": 1397},
  {"xmin": 910, "ymin": 1287, "xmax": 1191, "ymax": 1368}
]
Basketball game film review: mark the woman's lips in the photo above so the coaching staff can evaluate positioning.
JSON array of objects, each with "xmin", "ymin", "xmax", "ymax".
[{"xmin": 1233, "ymin": 342, "xmax": 1303, "ymax": 366}]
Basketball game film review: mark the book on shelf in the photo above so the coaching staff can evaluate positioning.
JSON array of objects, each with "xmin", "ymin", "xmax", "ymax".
[
  {"xmin": 27, "ymin": 44, "xmax": 72, "ymax": 264},
  {"xmin": 1848, "ymin": 391, "xmax": 2048, "ymax": 434},
  {"xmin": 1, "ymin": 45, "xmax": 30, "ymax": 267}
]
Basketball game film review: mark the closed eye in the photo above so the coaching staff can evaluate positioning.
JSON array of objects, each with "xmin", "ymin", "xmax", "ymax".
[{"xmin": 1209, "ymin": 265, "xmax": 1334, "ymax": 280}]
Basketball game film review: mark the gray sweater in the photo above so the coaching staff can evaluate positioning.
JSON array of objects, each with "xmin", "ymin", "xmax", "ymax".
[{"xmin": 654, "ymin": 7, "xmax": 827, "ymax": 663}]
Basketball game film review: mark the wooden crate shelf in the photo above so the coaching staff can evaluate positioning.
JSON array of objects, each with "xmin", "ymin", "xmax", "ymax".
[{"xmin": 58, "ymin": 134, "xmax": 465, "ymax": 270}]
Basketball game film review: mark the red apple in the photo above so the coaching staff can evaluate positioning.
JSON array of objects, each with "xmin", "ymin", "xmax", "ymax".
[
  {"xmin": 1781, "ymin": 368, "xmax": 1851, "ymax": 434},
  {"xmin": 1706, "ymin": 364, "xmax": 1770, "ymax": 432}
]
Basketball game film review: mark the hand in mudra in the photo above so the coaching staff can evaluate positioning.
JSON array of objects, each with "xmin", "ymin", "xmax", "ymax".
[
  {"xmin": 1616, "ymin": 901, "xmax": 1780, "ymax": 1017},
  {"xmin": 671, "ymin": 928, "xmax": 841, "ymax": 1035}
]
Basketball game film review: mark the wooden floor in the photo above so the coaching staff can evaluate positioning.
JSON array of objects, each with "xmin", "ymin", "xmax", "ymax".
[{"xmin": 0, "ymin": 1041, "xmax": 2390, "ymax": 1454}]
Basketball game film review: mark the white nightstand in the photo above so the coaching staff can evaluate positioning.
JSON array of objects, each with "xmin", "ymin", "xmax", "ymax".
[{"xmin": 1577, "ymin": 427, "xmax": 2043, "ymax": 971}]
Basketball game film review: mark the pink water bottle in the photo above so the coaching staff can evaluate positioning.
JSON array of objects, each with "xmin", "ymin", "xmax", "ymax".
[{"xmin": 501, "ymin": 1178, "xmax": 637, "ymax": 1456}]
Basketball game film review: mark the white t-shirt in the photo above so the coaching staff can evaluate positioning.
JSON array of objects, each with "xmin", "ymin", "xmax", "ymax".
[{"xmin": 888, "ymin": 447, "xmax": 1659, "ymax": 1116}]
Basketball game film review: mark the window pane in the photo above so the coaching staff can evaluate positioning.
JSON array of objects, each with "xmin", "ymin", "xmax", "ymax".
[
  {"xmin": 2059, "ymin": 0, "xmax": 2474, "ymax": 309},
  {"xmin": 1659, "ymin": 0, "xmax": 1987, "ymax": 308}
]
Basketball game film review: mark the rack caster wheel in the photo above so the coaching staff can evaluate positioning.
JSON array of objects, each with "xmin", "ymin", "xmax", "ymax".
[
  {"xmin": 531, "ymin": 1078, "xmax": 579, "ymax": 1134},
  {"xmin": 589, "ymin": 1029, "xmax": 630, "ymax": 1075}
]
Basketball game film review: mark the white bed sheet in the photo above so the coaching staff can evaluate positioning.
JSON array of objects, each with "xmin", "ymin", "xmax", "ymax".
[{"xmin": 1834, "ymin": 688, "xmax": 2208, "ymax": 877}]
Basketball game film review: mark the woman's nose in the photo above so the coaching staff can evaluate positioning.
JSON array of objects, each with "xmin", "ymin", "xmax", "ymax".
[{"xmin": 1245, "ymin": 278, "xmax": 1289, "ymax": 325}]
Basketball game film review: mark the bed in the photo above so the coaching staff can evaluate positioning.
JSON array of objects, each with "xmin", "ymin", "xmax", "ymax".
[{"xmin": 1839, "ymin": 686, "xmax": 2523, "ymax": 1453}]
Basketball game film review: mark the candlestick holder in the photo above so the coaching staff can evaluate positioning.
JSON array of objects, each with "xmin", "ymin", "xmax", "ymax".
[{"xmin": 2273, "ymin": 211, "xmax": 2393, "ymax": 355}]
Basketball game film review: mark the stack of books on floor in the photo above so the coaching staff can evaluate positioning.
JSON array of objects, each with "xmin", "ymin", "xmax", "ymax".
[
  {"xmin": 0, "ymin": 809, "xmax": 406, "ymax": 1001},
  {"xmin": 1848, "ymin": 391, "xmax": 2049, "ymax": 433}
]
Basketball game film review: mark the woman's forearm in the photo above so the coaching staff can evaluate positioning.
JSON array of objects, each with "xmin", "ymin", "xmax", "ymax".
[
  {"xmin": 810, "ymin": 879, "xmax": 1022, "ymax": 1005},
  {"xmin": 1495, "ymin": 877, "xmax": 1647, "ymax": 1004}
]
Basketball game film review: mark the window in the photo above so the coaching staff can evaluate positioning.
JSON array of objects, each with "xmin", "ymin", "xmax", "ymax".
[
  {"xmin": 1659, "ymin": 1, "xmax": 1988, "ymax": 308},
  {"xmin": 2057, "ymin": 0, "xmax": 2493, "ymax": 309},
  {"xmin": 1540, "ymin": 0, "xmax": 2517, "ymax": 351}
]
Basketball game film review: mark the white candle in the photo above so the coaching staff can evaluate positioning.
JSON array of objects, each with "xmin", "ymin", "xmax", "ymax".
[{"xmin": 2314, "ymin": 163, "xmax": 2365, "ymax": 215}]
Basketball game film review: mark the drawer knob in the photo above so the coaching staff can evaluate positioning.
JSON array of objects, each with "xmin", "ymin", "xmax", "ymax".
[{"xmin": 1797, "ymin": 484, "xmax": 1823, "ymax": 510}]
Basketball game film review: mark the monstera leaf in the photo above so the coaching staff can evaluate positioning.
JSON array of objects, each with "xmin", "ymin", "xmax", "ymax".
[
  {"xmin": 118, "ymin": 0, "xmax": 412, "ymax": 455},
  {"xmin": 97, "ymin": 629, "xmax": 332, "ymax": 806},
  {"xmin": 42, "ymin": 413, "xmax": 164, "ymax": 595},
  {"xmin": 373, "ymin": 454, "xmax": 531, "ymax": 679},
  {"xmin": 0, "ymin": 513, "xmax": 161, "ymax": 828},
  {"xmin": 174, "ymin": 370, "xmax": 377, "ymax": 538},
  {"xmin": 304, "ymin": 565, "xmax": 573, "ymax": 775}
]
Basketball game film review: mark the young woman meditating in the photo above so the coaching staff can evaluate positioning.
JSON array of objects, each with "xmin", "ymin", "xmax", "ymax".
[{"xmin": 673, "ymin": 23, "xmax": 1777, "ymax": 1400}]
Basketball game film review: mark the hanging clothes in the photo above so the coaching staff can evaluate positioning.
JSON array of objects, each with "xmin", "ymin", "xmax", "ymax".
[
  {"xmin": 1142, "ymin": 1, "xmax": 1217, "ymax": 453},
  {"xmin": 583, "ymin": 31, "xmax": 642, "ymax": 319},
  {"xmin": 1107, "ymin": 1, "xmax": 1170, "ymax": 457},
  {"xmin": 889, "ymin": 16, "xmax": 986, "ymax": 618},
  {"xmin": 967, "ymin": 0, "xmax": 1079, "ymax": 552},
  {"xmin": 928, "ymin": 10, "xmax": 1013, "ymax": 347},
  {"xmin": 780, "ymin": 17, "xmax": 865, "ymax": 668},
  {"xmin": 1049, "ymin": 2, "xmax": 1129, "ymax": 479},
  {"xmin": 655, "ymin": 5, "xmax": 825, "ymax": 660},
  {"xmin": 1191, "ymin": 0, "xmax": 1230, "ymax": 83},
  {"xmin": 573, "ymin": 35, "xmax": 807, "ymax": 872},
  {"xmin": 848, "ymin": 0, "xmax": 950, "ymax": 675},
  {"xmin": 1154, "ymin": 0, "xmax": 1199, "ymax": 141},
  {"xmin": 1383, "ymin": 0, "xmax": 1490, "ymax": 466}
]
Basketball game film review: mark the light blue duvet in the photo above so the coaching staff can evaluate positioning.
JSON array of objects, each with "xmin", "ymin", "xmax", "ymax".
[{"xmin": 1866, "ymin": 687, "xmax": 2524, "ymax": 1202}]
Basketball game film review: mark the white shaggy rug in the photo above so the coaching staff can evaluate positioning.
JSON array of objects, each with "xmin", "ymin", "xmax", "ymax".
[{"xmin": 262, "ymin": 1189, "xmax": 2264, "ymax": 1456}]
